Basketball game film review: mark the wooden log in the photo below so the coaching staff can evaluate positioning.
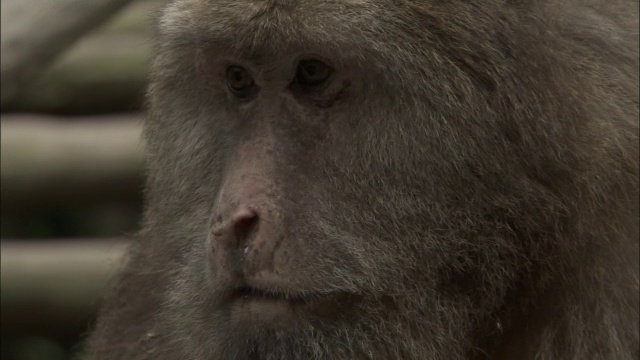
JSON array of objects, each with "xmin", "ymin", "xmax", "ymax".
[
  {"xmin": 4, "ymin": 0, "xmax": 168, "ymax": 114},
  {"xmin": 0, "ymin": 239, "xmax": 129, "ymax": 336},
  {"xmin": 1, "ymin": 0, "xmax": 138, "ymax": 105},
  {"xmin": 0, "ymin": 114, "xmax": 144, "ymax": 212}
]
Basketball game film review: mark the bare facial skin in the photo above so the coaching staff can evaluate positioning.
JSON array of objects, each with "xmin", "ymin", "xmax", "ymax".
[{"xmin": 87, "ymin": 1, "xmax": 639, "ymax": 359}]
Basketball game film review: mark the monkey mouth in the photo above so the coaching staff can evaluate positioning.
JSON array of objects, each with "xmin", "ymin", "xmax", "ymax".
[
  {"xmin": 227, "ymin": 285, "xmax": 362, "ymax": 325},
  {"xmin": 231, "ymin": 286, "xmax": 310, "ymax": 303}
]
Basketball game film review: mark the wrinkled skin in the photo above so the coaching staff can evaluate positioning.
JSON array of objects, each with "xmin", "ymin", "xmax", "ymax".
[{"xmin": 87, "ymin": 1, "xmax": 639, "ymax": 359}]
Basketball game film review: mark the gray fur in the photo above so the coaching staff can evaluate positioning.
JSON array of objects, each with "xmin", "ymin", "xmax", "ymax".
[{"xmin": 87, "ymin": 1, "xmax": 639, "ymax": 359}]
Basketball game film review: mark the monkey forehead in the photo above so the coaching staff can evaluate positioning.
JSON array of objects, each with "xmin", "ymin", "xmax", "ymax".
[
  {"xmin": 159, "ymin": 0, "xmax": 389, "ymax": 56},
  {"xmin": 156, "ymin": 0, "xmax": 495, "ymax": 67}
]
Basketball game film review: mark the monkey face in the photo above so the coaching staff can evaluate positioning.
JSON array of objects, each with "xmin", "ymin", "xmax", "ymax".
[
  {"xmin": 92, "ymin": 0, "xmax": 639, "ymax": 359},
  {"xmin": 145, "ymin": 0, "xmax": 555, "ymax": 348}
]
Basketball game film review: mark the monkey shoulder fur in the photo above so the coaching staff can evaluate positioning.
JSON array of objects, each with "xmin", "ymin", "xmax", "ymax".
[{"xmin": 87, "ymin": 1, "xmax": 639, "ymax": 359}]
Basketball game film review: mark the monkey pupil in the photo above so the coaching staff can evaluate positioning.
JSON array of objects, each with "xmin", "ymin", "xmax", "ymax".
[
  {"xmin": 306, "ymin": 64, "xmax": 318, "ymax": 76},
  {"xmin": 297, "ymin": 59, "xmax": 331, "ymax": 86},
  {"xmin": 226, "ymin": 66, "xmax": 253, "ymax": 92}
]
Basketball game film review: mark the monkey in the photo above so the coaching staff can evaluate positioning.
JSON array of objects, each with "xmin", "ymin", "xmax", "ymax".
[{"xmin": 86, "ymin": 0, "xmax": 639, "ymax": 359}]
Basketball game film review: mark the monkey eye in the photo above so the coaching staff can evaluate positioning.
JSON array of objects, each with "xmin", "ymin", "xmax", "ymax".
[
  {"xmin": 225, "ymin": 66, "xmax": 255, "ymax": 97},
  {"xmin": 295, "ymin": 59, "xmax": 332, "ymax": 87}
]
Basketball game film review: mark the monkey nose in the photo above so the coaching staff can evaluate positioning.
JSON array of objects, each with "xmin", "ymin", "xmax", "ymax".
[
  {"xmin": 211, "ymin": 205, "xmax": 283, "ymax": 277},
  {"xmin": 211, "ymin": 207, "xmax": 259, "ymax": 251},
  {"xmin": 232, "ymin": 207, "xmax": 259, "ymax": 248}
]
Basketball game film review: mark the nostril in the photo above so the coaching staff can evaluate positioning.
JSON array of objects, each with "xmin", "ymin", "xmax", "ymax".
[{"xmin": 232, "ymin": 208, "xmax": 259, "ymax": 247}]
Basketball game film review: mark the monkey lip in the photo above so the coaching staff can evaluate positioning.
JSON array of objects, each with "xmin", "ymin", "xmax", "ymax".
[
  {"xmin": 231, "ymin": 286, "xmax": 310, "ymax": 303},
  {"xmin": 226, "ymin": 286, "xmax": 361, "ymax": 327},
  {"xmin": 230, "ymin": 285, "xmax": 351, "ymax": 306}
]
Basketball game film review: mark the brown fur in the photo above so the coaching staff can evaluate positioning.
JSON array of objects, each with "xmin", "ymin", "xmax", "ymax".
[{"xmin": 87, "ymin": 1, "xmax": 639, "ymax": 359}]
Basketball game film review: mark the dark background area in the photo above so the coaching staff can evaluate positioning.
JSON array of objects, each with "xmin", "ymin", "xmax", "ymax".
[{"xmin": 1, "ymin": 1, "xmax": 167, "ymax": 358}]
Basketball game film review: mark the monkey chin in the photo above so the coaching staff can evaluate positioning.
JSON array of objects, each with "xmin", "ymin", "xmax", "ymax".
[{"xmin": 225, "ymin": 288, "xmax": 361, "ymax": 330}]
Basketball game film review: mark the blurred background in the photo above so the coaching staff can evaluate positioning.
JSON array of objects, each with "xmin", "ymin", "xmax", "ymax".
[{"xmin": 1, "ymin": 0, "xmax": 168, "ymax": 358}]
